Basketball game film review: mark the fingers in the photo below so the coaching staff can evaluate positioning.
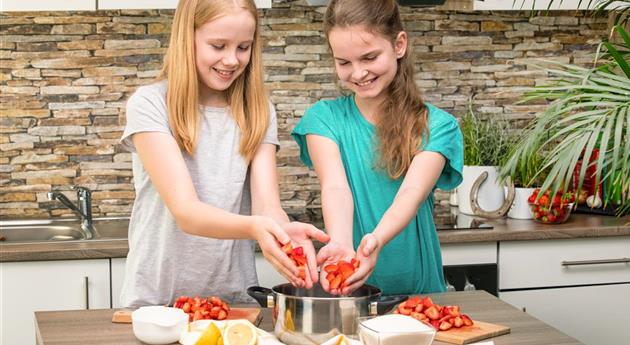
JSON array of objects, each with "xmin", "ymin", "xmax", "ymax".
[
  {"xmin": 319, "ymin": 268, "xmax": 331, "ymax": 293},
  {"xmin": 316, "ymin": 245, "xmax": 332, "ymax": 266},
  {"xmin": 268, "ymin": 220, "xmax": 291, "ymax": 245},
  {"xmin": 304, "ymin": 224, "xmax": 330, "ymax": 243},
  {"xmin": 303, "ymin": 243, "xmax": 319, "ymax": 285}
]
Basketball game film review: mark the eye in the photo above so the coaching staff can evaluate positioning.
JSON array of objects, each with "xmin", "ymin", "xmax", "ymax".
[
  {"xmin": 364, "ymin": 55, "xmax": 376, "ymax": 61},
  {"xmin": 238, "ymin": 44, "xmax": 251, "ymax": 51},
  {"xmin": 211, "ymin": 44, "xmax": 225, "ymax": 50},
  {"xmin": 337, "ymin": 61, "xmax": 349, "ymax": 66}
]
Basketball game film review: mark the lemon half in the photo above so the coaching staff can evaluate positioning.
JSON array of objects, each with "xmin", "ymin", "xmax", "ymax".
[
  {"xmin": 194, "ymin": 322, "xmax": 222, "ymax": 345},
  {"xmin": 223, "ymin": 320, "xmax": 258, "ymax": 345}
]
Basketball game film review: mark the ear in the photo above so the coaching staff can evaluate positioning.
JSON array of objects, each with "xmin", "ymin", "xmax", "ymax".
[{"xmin": 394, "ymin": 31, "xmax": 407, "ymax": 59}]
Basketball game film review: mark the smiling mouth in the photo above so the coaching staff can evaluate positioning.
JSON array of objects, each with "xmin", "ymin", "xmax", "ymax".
[
  {"xmin": 355, "ymin": 77, "xmax": 377, "ymax": 86},
  {"xmin": 213, "ymin": 68, "xmax": 235, "ymax": 77}
]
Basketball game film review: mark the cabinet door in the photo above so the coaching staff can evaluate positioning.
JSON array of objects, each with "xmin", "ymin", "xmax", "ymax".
[
  {"xmin": 111, "ymin": 257, "xmax": 126, "ymax": 308},
  {"xmin": 441, "ymin": 242, "xmax": 497, "ymax": 266},
  {"xmin": 0, "ymin": 259, "xmax": 110, "ymax": 345},
  {"xmin": 473, "ymin": 0, "xmax": 590, "ymax": 10},
  {"xmin": 97, "ymin": 0, "xmax": 272, "ymax": 9},
  {"xmin": 1, "ymin": 0, "xmax": 96, "ymax": 11},
  {"xmin": 500, "ymin": 283, "xmax": 630, "ymax": 345}
]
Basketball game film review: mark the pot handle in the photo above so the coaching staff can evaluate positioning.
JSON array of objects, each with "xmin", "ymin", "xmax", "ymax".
[
  {"xmin": 374, "ymin": 295, "xmax": 408, "ymax": 315},
  {"xmin": 247, "ymin": 286, "xmax": 274, "ymax": 308}
]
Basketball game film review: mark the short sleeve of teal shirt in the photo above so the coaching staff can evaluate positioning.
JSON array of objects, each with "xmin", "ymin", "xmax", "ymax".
[
  {"xmin": 422, "ymin": 104, "xmax": 464, "ymax": 191},
  {"xmin": 292, "ymin": 101, "xmax": 338, "ymax": 168}
]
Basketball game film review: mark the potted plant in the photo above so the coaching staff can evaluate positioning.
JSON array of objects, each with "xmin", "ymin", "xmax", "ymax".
[
  {"xmin": 500, "ymin": 22, "xmax": 630, "ymax": 216},
  {"xmin": 458, "ymin": 102, "xmax": 514, "ymax": 216}
]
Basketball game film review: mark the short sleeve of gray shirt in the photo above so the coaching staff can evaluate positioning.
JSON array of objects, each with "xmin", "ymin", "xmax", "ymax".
[{"xmin": 119, "ymin": 81, "xmax": 279, "ymax": 308}]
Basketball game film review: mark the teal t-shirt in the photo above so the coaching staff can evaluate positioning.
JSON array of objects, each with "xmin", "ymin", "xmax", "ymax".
[{"xmin": 291, "ymin": 95, "xmax": 463, "ymax": 295}]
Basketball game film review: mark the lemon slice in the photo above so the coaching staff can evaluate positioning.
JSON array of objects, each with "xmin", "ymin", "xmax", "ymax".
[
  {"xmin": 223, "ymin": 320, "xmax": 258, "ymax": 345},
  {"xmin": 194, "ymin": 322, "xmax": 222, "ymax": 345}
]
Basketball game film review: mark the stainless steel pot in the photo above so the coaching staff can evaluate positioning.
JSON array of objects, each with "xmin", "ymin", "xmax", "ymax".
[{"xmin": 247, "ymin": 284, "xmax": 405, "ymax": 345}]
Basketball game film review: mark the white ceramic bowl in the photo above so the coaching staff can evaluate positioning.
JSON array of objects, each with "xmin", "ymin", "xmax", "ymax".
[
  {"xmin": 131, "ymin": 306, "xmax": 188, "ymax": 345},
  {"xmin": 358, "ymin": 314, "xmax": 436, "ymax": 345}
]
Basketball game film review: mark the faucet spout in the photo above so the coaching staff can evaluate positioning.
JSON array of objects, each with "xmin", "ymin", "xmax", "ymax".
[{"xmin": 47, "ymin": 186, "xmax": 94, "ymax": 239}]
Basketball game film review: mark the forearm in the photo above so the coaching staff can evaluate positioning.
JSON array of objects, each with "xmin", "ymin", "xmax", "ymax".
[
  {"xmin": 372, "ymin": 186, "xmax": 430, "ymax": 246},
  {"xmin": 321, "ymin": 186, "xmax": 354, "ymax": 247},
  {"xmin": 173, "ymin": 200, "xmax": 256, "ymax": 239}
]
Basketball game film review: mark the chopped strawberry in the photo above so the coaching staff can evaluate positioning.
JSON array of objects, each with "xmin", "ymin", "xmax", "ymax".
[
  {"xmin": 439, "ymin": 320, "xmax": 453, "ymax": 331},
  {"xmin": 453, "ymin": 316, "xmax": 463, "ymax": 328},
  {"xmin": 424, "ymin": 305, "xmax": 440, "ymax": 320},
  {"xmin": 461, "ymin": 314, "xmax": 474, "ymax": 326}
]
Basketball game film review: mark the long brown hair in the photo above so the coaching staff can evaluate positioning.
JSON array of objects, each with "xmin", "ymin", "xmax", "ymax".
[
  {"xmin": 160, "ymin": 0, "xmax": 269, "ymax": 161},
  {"xmin": 324, "ymin": 0, "xmax": 428, "ymax": 179}
]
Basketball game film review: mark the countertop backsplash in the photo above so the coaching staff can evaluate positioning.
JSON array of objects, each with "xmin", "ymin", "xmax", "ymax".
[{"xmin": 0, "ymin": 1, "xmax": 609, "ymax": 228}]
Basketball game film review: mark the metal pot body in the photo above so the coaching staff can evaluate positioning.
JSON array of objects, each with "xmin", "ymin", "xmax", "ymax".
[{"xmin": 248, "ymin": 284, "xmax": 405, "ymax": 345}]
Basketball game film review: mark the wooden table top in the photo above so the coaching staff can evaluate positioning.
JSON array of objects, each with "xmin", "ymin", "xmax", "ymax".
[{"xmin": 35, "ymin": 290, "xmax": 582, "ymax": 345}]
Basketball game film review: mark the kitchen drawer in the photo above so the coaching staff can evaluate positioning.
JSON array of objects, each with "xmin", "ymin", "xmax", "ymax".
[
  {"xmin": 441, "ymin": 242, "xmax": 497, "ymax": 266},
  {"xmin": 499, "ymin": 237, "xmax": 630, "ymax": 290},
  {"xmin": 500, "ymin": 283, "xmax": 630, "ymax": 345}
]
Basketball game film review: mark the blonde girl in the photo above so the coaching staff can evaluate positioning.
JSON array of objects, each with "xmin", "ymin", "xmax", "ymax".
[{"xmin": 120, "ymin": 0, "xmax": 328, "ymax": 308}]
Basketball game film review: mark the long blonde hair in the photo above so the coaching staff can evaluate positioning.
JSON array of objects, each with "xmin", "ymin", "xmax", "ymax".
[
  {"xmin": 160, "ymin": 0, "xmax": 269, "ymax": 161},
  {"xmin": 324, "ymin": 0, "xmax": 428, "ymax": 179}
]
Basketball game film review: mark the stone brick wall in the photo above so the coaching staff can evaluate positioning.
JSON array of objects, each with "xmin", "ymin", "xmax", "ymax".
[{"xmin": 0, "ymin": 1, "xmax": 608, "ymax": 226}]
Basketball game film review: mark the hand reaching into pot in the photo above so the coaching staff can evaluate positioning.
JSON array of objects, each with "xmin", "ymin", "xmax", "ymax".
[
  {"xmin": 316, "ymin": 242, "xmax": 357, "ymax": 294},
  {"xmin": 282, "ymin": 221, "xmax": 330, "ymax": 289},
  {"xmin": 337, "ymin": 233, "xmax": 381, "ymax": 295}
]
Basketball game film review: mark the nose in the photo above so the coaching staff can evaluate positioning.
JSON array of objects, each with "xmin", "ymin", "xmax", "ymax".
[
  {"xmin": 351, "ymin": 66, "xmax": 368, "ymax": 81},
  {"xmin": 221, "ymin": 48, "xmax": 239, "ymax": 68}
]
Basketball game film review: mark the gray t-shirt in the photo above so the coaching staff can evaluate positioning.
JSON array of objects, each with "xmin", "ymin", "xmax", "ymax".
[{"xmin": 119, "ymin": 81, "xmax": 279, "ymax": 308}]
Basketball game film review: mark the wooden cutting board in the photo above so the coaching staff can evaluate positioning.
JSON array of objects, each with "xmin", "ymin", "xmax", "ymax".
[
  {"xmin": 434, "ymin": 320, "xmax": 510, "ymax": 345},
  {"xmin": 112, "ymin": 307, "xmax": 262, "ymax": 326}
]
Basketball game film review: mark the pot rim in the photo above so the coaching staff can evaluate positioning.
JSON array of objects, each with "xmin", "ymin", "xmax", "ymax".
[{"xmin": 269, "ymin": 283, "xmax": 382, "ymax": 301}]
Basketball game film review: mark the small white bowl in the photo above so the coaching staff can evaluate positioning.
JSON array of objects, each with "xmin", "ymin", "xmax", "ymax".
[{"xmin": 132, "ymin": 306, "xmax": 188, "ymax": 345}]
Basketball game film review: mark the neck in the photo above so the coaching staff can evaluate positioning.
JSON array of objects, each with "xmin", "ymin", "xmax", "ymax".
[
  {"xmin": 199, "ymin": 84, "xmax": 228, "ymax": 108},
  {"xmin": 354, "ymin": 94, "xmax": 386, "ymax": 125}
]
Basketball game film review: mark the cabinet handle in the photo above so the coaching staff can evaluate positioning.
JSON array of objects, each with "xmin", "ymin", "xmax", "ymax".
[
  {"xmin": 561, "ymin": 257, "xmax": 630, "ymax": 266},
  {"xmin": 85, "ymin": 276, "xmax": 90, "ymax": 309}
]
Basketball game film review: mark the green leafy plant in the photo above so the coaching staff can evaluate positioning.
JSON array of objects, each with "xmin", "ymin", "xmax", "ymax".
[
  {"xmin": 461, "ymin": 102, "xmax": 513, "ymax": 167},
  {"xmin": 500, "ymin": 24, "xmax": 630, "ymax": 215}
]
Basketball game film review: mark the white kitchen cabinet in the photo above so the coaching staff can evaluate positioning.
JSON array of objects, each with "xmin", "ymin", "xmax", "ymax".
[
  {"xmin": 500, "ymin": 284, "xmax": 630, "ymax": 345},
  {"xmin": 1, "ymin": 0, "xmax": 96, "ymax": 11},
  {"xmin": 111, "ymin": 257, "xmax": 126, "ymax": 309},
  {"xmin": 474, "ymin": 0, "xmax": 591, "ymax": 10},
  {"xmin": 441, "ymin": 241, "xmax": 497, "ymax": 265},
  {"xmin": 0, "ymin": 259, "xmax": 110, "ymax": 345},
  {"xmin": 97, "ymin": 0, "xmax": 272, "ymax": 9},
  {"xmin": 498, "ymin": 237, "xmax": 630, "ymax": 345}
]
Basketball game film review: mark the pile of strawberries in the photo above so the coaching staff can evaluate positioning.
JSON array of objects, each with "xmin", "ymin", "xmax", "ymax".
[
  {"xmin": 528, "ymin": 188, "xmax": 576, "ymax": 224},
  {"xmin": 281, "ymin": 243, "xmax": 308, "ymax": 280},
  {"xmin": 173, "ymin": 295, "xmax": 230, "ymax": 322},
  {"xmin": 393, "ymin": 295, "xmax": 473, "ymax": 331},
  {"xmin": 323, "ymin": 259, "xmax": 360, "ymax": 290}
]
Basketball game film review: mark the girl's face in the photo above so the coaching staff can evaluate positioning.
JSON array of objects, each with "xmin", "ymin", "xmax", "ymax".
[
  {"xmin": 328, "ymin": 25, "xmax": 407, "ymax": 102},
  {"xmin": 194, "ymin": 9, "xmax": 256, "ymax": 104}
]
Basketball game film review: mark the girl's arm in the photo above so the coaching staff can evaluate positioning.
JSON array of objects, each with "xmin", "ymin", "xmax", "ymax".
[
  {"xmin": 306, "ymin": 134, "xmax": 358, "ymax": 293},
  {"xmin": 342, "ymin": 150, "xmax": 446, "ymax": 293},
  {"xmin": 249, "ymin": 142, "xmax": 330, "ymax": 288},
  {"xmin": 132, "ymin": 132, "xmax": 302, "ymax": 284}
]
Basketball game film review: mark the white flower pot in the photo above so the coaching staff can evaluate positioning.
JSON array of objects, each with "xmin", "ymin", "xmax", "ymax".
[
  {"xmin": 506, "ymin": 187, "xmax": 536, "ymax": 219},
  {"xmin": 458, "ymin": 166, "xmax": 504, "ymax": 215}
]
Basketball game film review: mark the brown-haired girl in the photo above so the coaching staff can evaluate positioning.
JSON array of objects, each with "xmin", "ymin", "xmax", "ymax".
[
  {"xmin": 119, "ymin": 0, "xmax": 328, "ymax": 308},
  {"xmin": 292, "ymin": 0, "xmax": 463, "ymax": 295}
]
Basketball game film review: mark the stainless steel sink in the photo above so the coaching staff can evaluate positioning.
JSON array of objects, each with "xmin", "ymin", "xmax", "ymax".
[{"xmin": 0, "ymin": 217, "xmax": 129, "ymax": 244}]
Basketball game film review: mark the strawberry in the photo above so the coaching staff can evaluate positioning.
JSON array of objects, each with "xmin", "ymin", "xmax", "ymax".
[
  {"xmin": 461, "ymin": 314, "xmax": 474, "ymax": 326},
  {"xmin": 424, "ymin": 305, "xmax": 440, "ymax": 320},
  {"xmin": 422, "ymin": 297, "xmax": 434, "ymax": 308},
  {"xmin": 453, "ymin": 316, "xmax": 463, "ymax": 328},
  {"xmin": 397, "ymin": 304, "xmax": 412, "ymax": 315},
  {"xmin": 439, "ymin": 320, "xmax": 453, "ymax": 331}
]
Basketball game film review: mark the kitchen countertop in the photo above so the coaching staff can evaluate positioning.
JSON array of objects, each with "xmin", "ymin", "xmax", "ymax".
[
  {"xmin": 34, "ymin": 290, "xmax": 582, "ymax": 345},
  {"xmin": 2, "ymin": 214, "xmax": 629, "ymax": 262}
]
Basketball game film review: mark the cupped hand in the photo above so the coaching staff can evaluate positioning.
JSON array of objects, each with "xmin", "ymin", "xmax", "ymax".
[
  {"xmin": 252, "ymin": 216, "xmax": 304, "ymax": 287},
  {"xmin": 281, "ymin": 221, "xmax": 330, "ymax": 289},
  {"xmin": 338, "ymin": 233, "xmax": 381, "ymax": 295},
  {"xmin": 316, "ymin": 242, "xmax": 356, "ymax": 294}
]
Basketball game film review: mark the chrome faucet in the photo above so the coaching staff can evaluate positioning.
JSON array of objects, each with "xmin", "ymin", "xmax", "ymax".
[{"xmin": 47, "ymin": 186, "xmax": 94, "ymax": 238}]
